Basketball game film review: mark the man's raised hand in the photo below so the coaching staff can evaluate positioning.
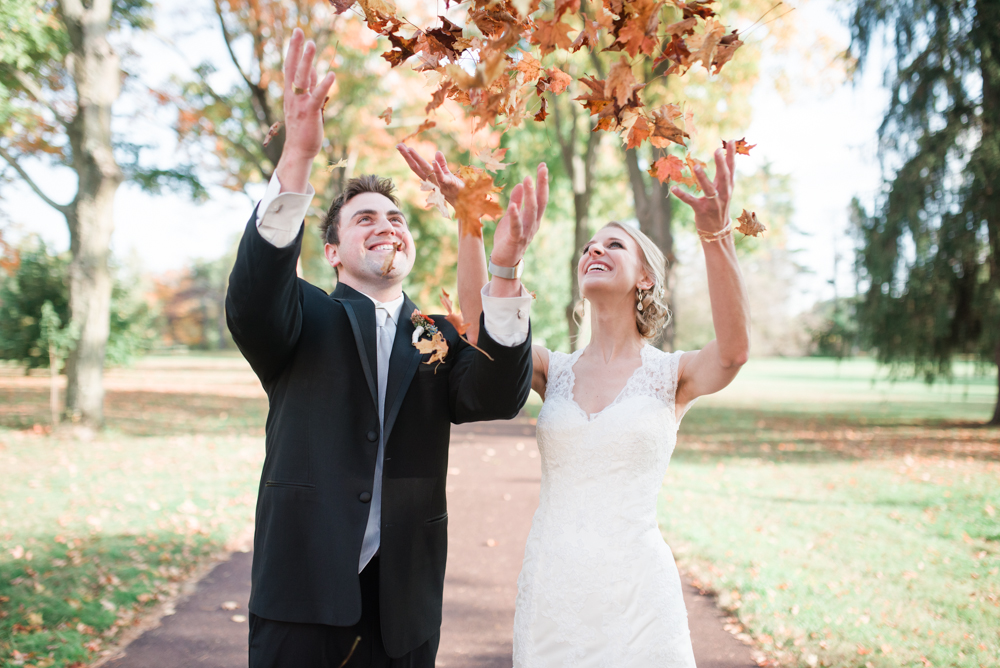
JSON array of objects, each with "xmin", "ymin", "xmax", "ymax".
[
  {"xmin": 491, "ymin": 163, "xmax": 549, "ymax": 268},
  {"xmin": 275, "ymin": 28, "xmax": 337, "ymax": 194}
]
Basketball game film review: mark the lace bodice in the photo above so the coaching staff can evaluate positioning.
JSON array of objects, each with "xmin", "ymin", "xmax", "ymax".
[{"xmin": 513, "ymin": 345, "xmax": 696, "ymax": 667}]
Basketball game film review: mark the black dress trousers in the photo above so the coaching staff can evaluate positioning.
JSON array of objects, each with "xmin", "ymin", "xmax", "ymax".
[{"xmin": 248, "ymin": 556, "xmax": 439, "ymax": 668}]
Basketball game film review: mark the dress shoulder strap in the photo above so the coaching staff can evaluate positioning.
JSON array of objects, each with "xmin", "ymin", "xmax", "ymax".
[{"xmin": 544, "ymin": 349, "xmax": 579, "ymax": 400}]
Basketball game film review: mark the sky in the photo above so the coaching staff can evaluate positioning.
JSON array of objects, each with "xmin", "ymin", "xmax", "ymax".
[{"xmin": 2, "ymin": 0, "xmax": 889, "ymax": 308}]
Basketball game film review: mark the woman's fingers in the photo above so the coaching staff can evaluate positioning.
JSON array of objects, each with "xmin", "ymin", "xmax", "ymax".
[
  {"xmin": 713, "ymin": 148, "xmax": 730, "ymax": 198},
  {"xmin": 312, "ymin": 71, "xmax": 336, "ymax": 107},
  {"xmin": 725, "ymin": 140, "xmax": 736, "ymax": 188},
  {"xmin": 535, "ymin": 163, "xmax": 549, "ymax": 220},
  {"xmin": 693, "ymin": 162, "xmax": 715, "ymax": 196},
  {"xmin": 671, "ymin": 186, "xmax": 698, "ymax": 206}
]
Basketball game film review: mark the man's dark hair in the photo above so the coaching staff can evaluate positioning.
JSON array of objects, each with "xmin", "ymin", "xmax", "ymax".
[{"xmin": 320, "ymin": 174, "xmax": 399, "ymax": 246}]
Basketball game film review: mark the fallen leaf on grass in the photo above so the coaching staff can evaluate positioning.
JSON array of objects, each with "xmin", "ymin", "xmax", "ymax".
[{"xmin": 735, "ymin": 209, "xmax": 766, "ymax": 237}]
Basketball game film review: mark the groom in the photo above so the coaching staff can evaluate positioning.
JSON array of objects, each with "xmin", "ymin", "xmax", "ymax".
[{"xmin": 226, "ymin": 29, "xmax": 545, "ymax": 668}]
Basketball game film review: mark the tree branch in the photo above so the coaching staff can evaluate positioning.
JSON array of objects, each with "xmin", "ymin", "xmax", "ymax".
[
  {"xmin": 10, "ymin": 70, "xmax": 70, "ymax": 128},
  {"xmin": 213, "ymin": 0, "xmax": 256, "ymax": 92},
  {"xmin": 57, "ymin": 0, "xmax": 85, "ymax": 21},
  {"xmin": 0, "ymin": 145, "xmax": 72, "ymax": 215}
]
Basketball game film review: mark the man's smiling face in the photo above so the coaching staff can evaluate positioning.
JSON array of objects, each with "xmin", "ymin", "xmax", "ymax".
[{"xmin": 324, "ymin": 191, "xmax": 416, "ymax": 286}]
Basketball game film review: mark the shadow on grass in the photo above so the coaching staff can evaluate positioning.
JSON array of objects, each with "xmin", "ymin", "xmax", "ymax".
[
  {"xmin": 676, "ymin": 406, "xmax": 1000, "ymax": 463},
  {"xmin": 0, "ymin": 387, "xmax": 267, "ymax": 437}
]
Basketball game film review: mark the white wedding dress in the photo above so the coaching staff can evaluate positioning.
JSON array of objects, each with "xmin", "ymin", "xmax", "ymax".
[{"xmin": 513, "ymin": 345, "xmax": 697, "ymax": 667}]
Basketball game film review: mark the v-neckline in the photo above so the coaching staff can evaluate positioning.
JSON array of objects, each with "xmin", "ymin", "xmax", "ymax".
[{"xmin": 567, "ymin": 346, "xmax": 648, "ymax": 421}]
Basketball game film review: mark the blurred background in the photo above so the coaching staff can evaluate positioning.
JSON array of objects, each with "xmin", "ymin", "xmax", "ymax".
[{"xmin": 0, "ymin": 1, "xmax": 997, "ymax": 667}]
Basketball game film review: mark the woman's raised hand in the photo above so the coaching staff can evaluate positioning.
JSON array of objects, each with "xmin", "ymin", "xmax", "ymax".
[
  {"xmin": 396, "ymin": 144, "xmax": 465, "ymax": 206},
  {"xmin": 671, "ymin": 141, "xmax": 736, "ymax": 234}
]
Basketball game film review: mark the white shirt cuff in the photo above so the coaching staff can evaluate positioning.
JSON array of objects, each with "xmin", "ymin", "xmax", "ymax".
[
  {"xmin": 255, "ymin": 172, "xmax": 314, "ymax": 248},
  {"xmin": 480, "ymin": 284, "xmax": 531, "ymax": 347}
]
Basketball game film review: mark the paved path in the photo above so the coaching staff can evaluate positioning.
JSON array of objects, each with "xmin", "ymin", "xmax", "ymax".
[{"xmin": 103, "ymin": 422, "xmax": 754, "ymax": 668}]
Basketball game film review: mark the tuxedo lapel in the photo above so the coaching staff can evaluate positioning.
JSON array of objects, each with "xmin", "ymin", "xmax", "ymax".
[
  {"xmin": 330, "ymin": 282, "xmax": 378, "ymax": 412},
  {"xmin": 383, "ymin": 296, "xmax": 423, "ymax": 444}
]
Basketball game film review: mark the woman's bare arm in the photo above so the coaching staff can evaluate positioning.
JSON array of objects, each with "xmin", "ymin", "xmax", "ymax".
[{"xmin": 671, "ymin": 142, "xmax": 751, "ymax": 414}]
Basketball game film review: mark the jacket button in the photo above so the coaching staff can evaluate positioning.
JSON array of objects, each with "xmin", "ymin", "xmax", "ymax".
[
  {"xmin": 367, "ymin": 430, "xmax": 378, "ymax": 442},
  {"xmin": 359, "ymin": 491, "xmax": 372, "ymax": 503}
]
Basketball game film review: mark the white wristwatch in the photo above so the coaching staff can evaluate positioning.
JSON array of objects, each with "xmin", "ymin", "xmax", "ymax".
[{"xmin": 488, "ymin": 256, "xmax": 524, "ymax": 280}]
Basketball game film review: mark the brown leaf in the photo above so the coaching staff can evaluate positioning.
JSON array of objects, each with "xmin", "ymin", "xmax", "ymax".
[
  {"xmin": 400, "ymin": 119, "xmax": 436, "ymax": 143},
  {"xmin": 515, "ymin": 50, "xmax": 542, "ymax": 81},
  {"xmin": 262, "ymin": 121, "xmax": 282, "ymax": 147},
  {"xmin": 534, "ymin": 95, "xmax": 549, "ymax": 121},
  {"xmin": 425, "ymin": 82, "xmax": 454, "ymax": 114},
  {"xmin": 649, "ymin": 106, "xmax": 689, "ymax": 148},
  {"xmin": 574, "ymin": 75, "xmax": 613, "ymax": 116},
  {"xmin": 722, "ymin": 137, "xmax": 756, "ymax": 155},
  {"xmin": 647, "ymin": 155, "xmax": 688, "ymax": 184},
  {"xmin": 681, "ymin": 0, "xmax": 716, "ymax": 20},
  {"xmin": 454, "ymin": 172, "xmax": 504, "ymax": 238},
  {"xmin": 624, "ymin": 113, "xmax": 650, "ymax": 149},
  {"xmin": 615, "ymin": 0, "xmax": 661, "ymax": 58},
  {"xmin": 439, "ymin": 289, "xmax": 469, "ymax": 336},
  {"xmin": 605, "ymin": 57, "xmax": 638, "ymax": 108},
  {"xmin": 378, "ymin": 107, "xmax": 392, "ymax": 125},
  {"xmin": 546, "ymin": 67, "xmax": 573, "ymax": 95},
  {"xmin": 570, "ymin": 18, "xmax": 600, "ymax": 52},
  {"xmin": 711, "ymin": 31, "xmax": 743, "ymax": 74},
  {"xmin": 683, "ymin": 18, "xmax": 726, "ymax": 72},
  {"xmin": 554, "ymin": 0, "xmax": 580, "ymax": 20},
  {"xmin": 415, "ymin": 331, "xmax": 449, "ymax": 368},
  {"xmin": 735, "ymin": 209, "xmax": 766, "ymax": 237},
  {"xmin": 379, "ymin": 241, "xmax": 404, "ymax": 276}
]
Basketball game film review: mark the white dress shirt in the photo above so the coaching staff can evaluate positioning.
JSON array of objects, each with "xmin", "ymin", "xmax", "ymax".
[{"xmin": 254, "ymin": 174, "xmax": 532, "ymax": 569}]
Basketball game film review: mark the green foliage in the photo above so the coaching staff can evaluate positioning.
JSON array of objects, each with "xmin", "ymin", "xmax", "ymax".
[
  {"xmin": 0, "ymin": 237, "xmax": 157, "ymax": 369},
  {"xmin": 807, "ymin": 297, "xmax": 860, "ymax": 359},
  {"xmin": 846, "ymin": 2, "xmax": 1000, "ymax": 394},
  {"xmin": 37, "ymin": 299, "xmax": 79, "ymax": 366}
]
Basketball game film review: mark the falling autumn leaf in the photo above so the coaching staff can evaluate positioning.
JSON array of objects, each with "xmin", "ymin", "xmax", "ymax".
[
  {"xmin": 262, "ymin": 121, "xmax": 282, "ymax": 147},
  {"xmin": 439, "ymin": 289, "xmax": 469, "ymax": 336},
  {"xmin": 545, "ymin": 67, "xmax": 573, "ymax": 95},
  {"xmin": 735, "ymin": 209, "xmax": 766, "ymax": 237},
  {"xmin": 329, "ymin": 0, "xmax": 355, "ymax": 14},
  {"xmin": 453, "ymin": 172, "xmax": 504, "ymax": 238},
  {"xmin": 722, "ymin": 137, "xmax": 756, "ymax": 155},
  {"xmin": 378, "ymin": 107, "xmax": 393, "ymax": 125},
  {"xmin": 530, "ymin": 19, "xmax": 574, "ymax": 57},
  {"xmin": 647, "ymin": 155, "xmax": 688, "ymax": 185},
  {"xmin": 379, "ymin": 241, "xmax": 403, "ymax": 276},
  {"xmin": 477, "ymin": 147, "xmax": 510, "ymax": 172},
  {"xmin": 421, "ymin": 180, "xmax": 449, "ymax": 217},
  {"xmin": 400, "ymin": 119, "xmax": 436, "ymax": 143},
  {"xmin": 325, "ymin": 158, "xmax": 349, "ymax": 172},
  {"xmin": 605, "ymin": 57, "xmax": 639, "ymax": 108}
]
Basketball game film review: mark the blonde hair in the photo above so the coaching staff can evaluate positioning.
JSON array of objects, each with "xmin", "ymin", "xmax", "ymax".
[{"xmin": 603, "ymin": 221, "xmax": 671, "ymax": 339}]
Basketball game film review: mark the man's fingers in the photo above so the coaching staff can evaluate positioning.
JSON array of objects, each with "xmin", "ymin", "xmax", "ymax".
[
  {"xmin": 284, "ymin": 29, "xmax": 305, "ymax": 94},
  {"xmin": 294, "ymin": 41, "xmax": 316, "ymax": 91}
]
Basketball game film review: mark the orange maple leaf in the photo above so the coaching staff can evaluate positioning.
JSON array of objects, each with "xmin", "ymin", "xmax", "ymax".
[
  {"xmin": 570, "ymin": 18, "xmax": 600, "ymax": 52},
  {"xmin": 574, "ymin": 75, "xmax": 613, "ymax": 116},
  {"xmin": 649, "ymin": 106, "xmax": 689, "ymax": 148},
  {"xmin": 625, "ymin": 113, "xmax": 650, "ymax": 149},
  {"xmin": 530, "ymin": 19, "xmax": 574, "ymax": 57},
  {"xmin": 735, "ymin": 209, "xmax": 767, "ymax": 237},
  {"xmin": 453, "ymin": 172, "xmax": 504, "ymax": 238},
  {"xmin": 711, "ymin": 31, "xmax": 743, "ymax": 74},
  {"xmin": 439, "ymin": 289, "xmax": 469, "ymax": 336},
  {"xmin": 545, "ymin": 67, "xmax": 573, "ymax": 95},
  {"xmin": 605, "ymin": 57, "xmax": 639, "ymax": 108},
  {"xmin": 415, "ymin": 331, "xmax": 449, "ymax": 369},
  {"xmin": 378, "ymin": 107, "xmax": 392, "ymax": 125},
  {"xmin": 515, "ymin": 50, "xmax": 542, "ymax": 81},
  {"xmin": 477, "ymin": 147, "xmax": 510, "ymax": 172}
]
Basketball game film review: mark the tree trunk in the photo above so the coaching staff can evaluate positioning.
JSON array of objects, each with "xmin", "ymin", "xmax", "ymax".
[
  {"xmin": 623, "ymin": 147, "xmax": 676, "ymax": 351},
  {"xmin": 552, "ymin": 96, "xmax": 601, "ymax": 351},
  {"xmin": 59, "ymin": 0, "xmax": 123, "ymax": 427},
  {"xmin": 49, "ymin": 343, "xmax": 60, "ymax": 428},
  {"xmin": 992, "ymin": 342, "xmax": 1000, "ymax": 426}
]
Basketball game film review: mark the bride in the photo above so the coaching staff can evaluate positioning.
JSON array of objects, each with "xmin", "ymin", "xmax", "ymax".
[{"xmin": 398, "ymin": 142, "xmax": 750, "ymax": 667}]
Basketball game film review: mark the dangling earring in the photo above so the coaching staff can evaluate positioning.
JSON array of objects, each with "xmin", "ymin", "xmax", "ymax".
[{"xmin": 636, "ymin": 287, "xmax": 644, "ymax": 311}]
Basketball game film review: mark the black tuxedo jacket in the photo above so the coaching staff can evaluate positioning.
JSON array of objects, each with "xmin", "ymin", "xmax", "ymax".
[{"xmin": 225, "ymin": 212, "xmax": 532, "ymax": 657}]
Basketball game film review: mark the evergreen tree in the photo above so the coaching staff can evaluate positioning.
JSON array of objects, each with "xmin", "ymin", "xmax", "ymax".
[{"xmin": 847, "ymin": 0, "xmax": 1000, "ymax": 424}]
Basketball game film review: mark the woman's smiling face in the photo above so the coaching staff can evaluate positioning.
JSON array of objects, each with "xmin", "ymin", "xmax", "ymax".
[{"xmin": 577, "ymin": 225, "xmax": 652, "ymax": 301}]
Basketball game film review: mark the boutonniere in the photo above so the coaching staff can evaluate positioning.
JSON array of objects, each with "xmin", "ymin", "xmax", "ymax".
[{"xmin": 411, "ymin": 309, "xmax": 449, "ymax": 370}]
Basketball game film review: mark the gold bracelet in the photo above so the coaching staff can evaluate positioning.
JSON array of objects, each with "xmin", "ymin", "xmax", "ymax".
[{"xmin": 697, "ymin": 221, "xmax": 733, "ymax": 243}]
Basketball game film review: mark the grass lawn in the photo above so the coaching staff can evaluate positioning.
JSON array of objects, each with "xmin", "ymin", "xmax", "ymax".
[
  {"xmin": 0, "ymin": 355, "xmax": 267, "ymax": 667},
  {"xmin": 660, "ymin": 358, "xmax": 1000, "ymax": 667}
]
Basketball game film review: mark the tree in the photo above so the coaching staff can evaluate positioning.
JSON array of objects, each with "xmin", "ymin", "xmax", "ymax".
[
  {"xmin": 0, "ymin": 0, "xmax": 161, "ymax": 427},
  {"xmin": 38, "ymin": 300, "xmax": 79, "ymax": 427},
  {"xmin": 847, "ymin": 0, "xmax": 1000, "ymax": 424}
]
